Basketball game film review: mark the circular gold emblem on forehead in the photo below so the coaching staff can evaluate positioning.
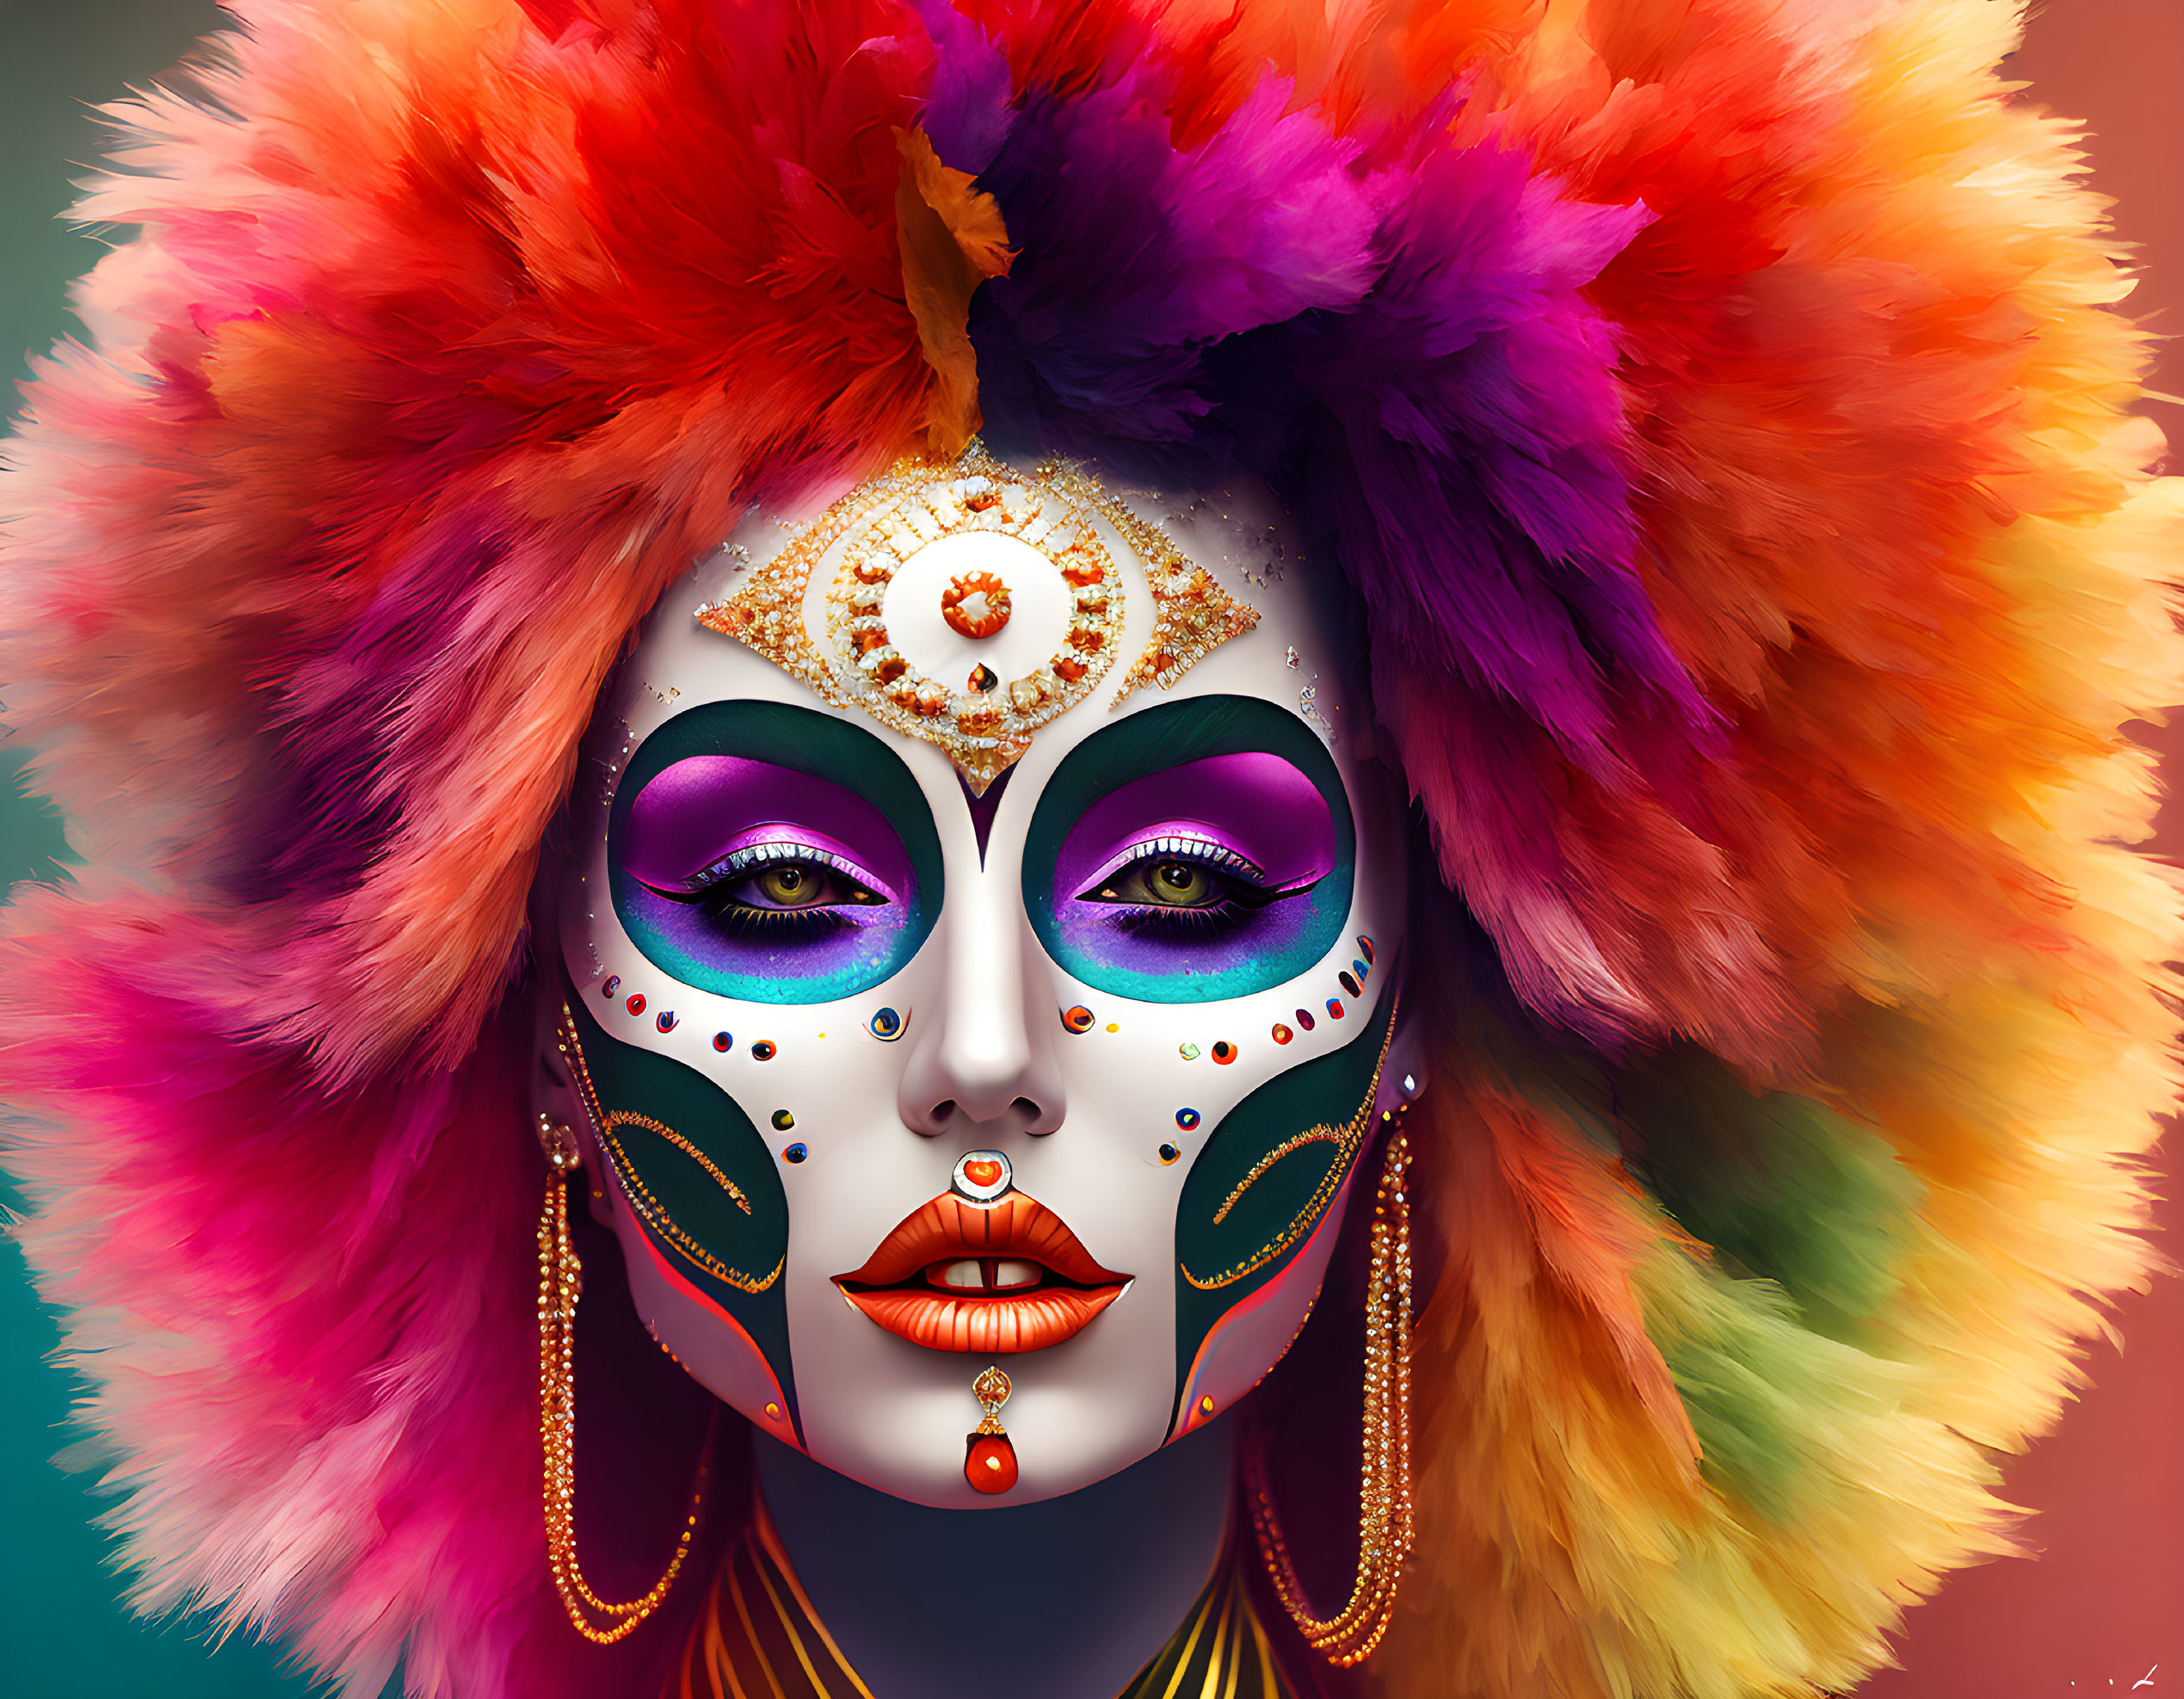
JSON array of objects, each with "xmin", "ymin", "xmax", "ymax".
[
  {"xmin": 825, "ymin": 461, "xmax": 1120, "ymax": 791},
  {"xmin": 695, "ymin": 444, "xmax": 1259, "ymax": 794}
]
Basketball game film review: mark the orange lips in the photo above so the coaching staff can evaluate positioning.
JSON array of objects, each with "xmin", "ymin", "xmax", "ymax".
[{"xmin": 836, "ymin": 1192, "xmax": 1129, "ymax": 1354}]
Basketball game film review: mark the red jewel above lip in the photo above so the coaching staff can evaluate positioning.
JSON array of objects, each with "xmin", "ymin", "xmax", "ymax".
[{"xmin": 962, "ymin": 1158, "xmax": 1004, "ymax": 1189}]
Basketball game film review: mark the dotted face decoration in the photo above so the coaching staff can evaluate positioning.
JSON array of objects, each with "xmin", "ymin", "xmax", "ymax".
[
  {"xmin": 693, "ymin": 445, "xmax": 1257, "ymax": 794},
  {"xmin": 1061, "ymin": 1004, "xmax": 1095, "ymax": 1035},
  {"xmin": 869, "ymin": 1007, "xmax": 906, "ymax": 1041}
]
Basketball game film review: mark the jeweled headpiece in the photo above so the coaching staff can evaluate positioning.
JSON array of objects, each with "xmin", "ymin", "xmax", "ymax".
[{"xmin": 694, "ymin": 446, "xmax": 1255, "ymax": 791}]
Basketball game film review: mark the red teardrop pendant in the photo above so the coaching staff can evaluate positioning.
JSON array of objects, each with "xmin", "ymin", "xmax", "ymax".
[{"xmin": 965, "ymin": 1432, "xmax": 1018, "ymax": 1494}]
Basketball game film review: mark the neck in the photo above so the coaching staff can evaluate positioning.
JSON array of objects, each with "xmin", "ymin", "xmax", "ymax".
[{"xmin": 755, "ymin": 1415, "xmax": 1237, "ymax": 1699}]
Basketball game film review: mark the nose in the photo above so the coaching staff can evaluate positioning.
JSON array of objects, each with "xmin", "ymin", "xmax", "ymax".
[{"xmin": 897, "ymin": 868, "xmax": 1065, "ymax": 1138}]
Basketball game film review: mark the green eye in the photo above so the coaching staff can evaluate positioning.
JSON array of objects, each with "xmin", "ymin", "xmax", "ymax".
[
  {"xmin": 756, "ymin": 864, "xmax": 817, "ymax": 905},
  {"xmin": 737, "ymin": 861, "xmax": 883, "ymax": 911},
  {"xmin": 1151, "ymin": 861, "xmax": 1208, "ymax": 904},
  {"xmin": 1093, "ymin": 855, "xmax": 1232, "ymax": 909}
]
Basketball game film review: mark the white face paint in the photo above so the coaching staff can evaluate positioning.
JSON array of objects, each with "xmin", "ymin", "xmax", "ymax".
[{"xmin": 543, "ymin": 452, "xmax": 1415, "ymax": 1508}]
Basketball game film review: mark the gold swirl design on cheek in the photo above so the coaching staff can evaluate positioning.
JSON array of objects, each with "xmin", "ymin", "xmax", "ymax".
[
  {"xmin": 556, "ymin": 1004, "xmax": 783, "ymax": 1295},
  {"xmin": 604, "ymin": 1112, "xmax": 752, "ymax": 1216},
  {"xmin": 1211, "ymin": 1126, "xmax": 1345, "ymax": 1226},
  {"xmin": 1179, "ymin": 989, "xmax": 1397, "ymax": 1292}
]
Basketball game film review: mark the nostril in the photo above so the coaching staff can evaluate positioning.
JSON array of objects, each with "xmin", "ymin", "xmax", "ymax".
[
  {"xmin": 1015, "ymin": 1096, "xmax": 1057, "ymax": 1136},
  {"xmin": 929, "ymin": 1102, "xmax": 957, "ymax": 1126}
]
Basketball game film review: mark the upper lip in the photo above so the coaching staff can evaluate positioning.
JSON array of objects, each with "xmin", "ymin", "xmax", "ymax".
[{"xmin": 836, "ymin": 1192, "xmax": 1127, "ymax": 1291}]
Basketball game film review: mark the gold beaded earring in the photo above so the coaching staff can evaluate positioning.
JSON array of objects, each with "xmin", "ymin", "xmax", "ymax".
[
  {"xmin": 1246, "ymin": 1115, "xmax": 1415, "ymax": 1666},
  {"xmin": 536, "ymin": 1112, "xmax": 714, "ymax": 1644}
]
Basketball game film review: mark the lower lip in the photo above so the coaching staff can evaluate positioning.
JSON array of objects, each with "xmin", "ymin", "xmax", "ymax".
[{"xmin": 839, "ymin": 1284, "xmax": 1126, "ymax": 1353}]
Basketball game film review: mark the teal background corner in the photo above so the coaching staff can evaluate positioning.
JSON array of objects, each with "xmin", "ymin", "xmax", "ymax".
[{"xmin": 1, "ymin": 3, "xmax": 327, "ymax": 1691}]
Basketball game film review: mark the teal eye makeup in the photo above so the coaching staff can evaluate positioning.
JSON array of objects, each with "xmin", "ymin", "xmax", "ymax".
[
  {"xmin": 611, "ymin": 702, "xmax": 942, "ymax": 1003},
  {"xmin": 1023, "ymin": 696, "xmax": 1354, "ymax": 1002}
]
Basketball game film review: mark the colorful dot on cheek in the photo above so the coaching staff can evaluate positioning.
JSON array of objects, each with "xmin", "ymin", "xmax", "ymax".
[
  {"xmin": 1327, "ymin": 998, "xmax": 1345, "ymax": 1019},
  {"xmin": 771, "ymin": 1109, "xmax": 795, "ymax": 1130},
  {"xmin": 1106, "ymin": 1022, "xmax": 1120, "ymax": 1034},
  {"xmin": 1158, "ymin": 1142, "xmax": 1181, "ymax": 1165},
  {"xmin": 1211, "ymin": 1041, "xmax": 1236, "ymax": 1065},
  {"xmin": 1198, "ymin": 1395, "xmax": 1215, "ymax": 1417},
  {"xmin": 751, "ymin": 1041, "xmax": 776, "ymax": 1060},
  {"xmin": 1295, "ymin": 1008, "xmax": 1317, "ymax": 1032},
  {"xmin": 656, "ymin": 1010, "xmax": 677, "ymax": 1033},
  {"xmin": 1358, "ymin": 935, "xmax": 1376, "ymax": 966},
  {"xmin": 780, "ymin": 1143, "xmax": 807, "ymax": 1165},
  {"xmin": 1175, "ymin": 1108, "xmax": 1200, "ymax": 1131},
  {"xmin": 1353, "ymin": 957, "xmax": 1371, "ymax": 983},
  {"xmin": 601, "ymin": 976, "xmax": 620, "ymax": 998},
  {"xmin": 1178, "ymin": 1042, "xmax": 1200, "ymax": 1061},
  {"xmin": 713, "ymin": 1032, "xmax": 733, "ymax": 1053},
  {"xmin": 870, "ymin": 1007, "xmax": 904, "ymax": 1041},
  {"xmin": 1271, "ymin": 1023, "xmax": 1293, "ymax": 1045},
  {"xmin": 1061, "ymin": 1004, "xmax": 1095, "ymax": 1035},
  {"xmin": 1339, "ymin": 970, "xmax": 1361, "ymax": 998},
  {"xmin": 625, "ymin": 992, "xmax": 646, "ymax": 1016},
  {"xmin": 765, "ymin": 1402, "xmax": 782, "ymax": 1419}
]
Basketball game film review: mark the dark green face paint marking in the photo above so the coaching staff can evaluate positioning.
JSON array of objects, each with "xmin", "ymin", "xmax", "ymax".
[
  {"xmin": 1169, "ymin": 991, "xmax": 1396, "ymax": 1430},
  {"xmin": 565, "ymin": 983, "xmax": 798, "ymax": 1436}
]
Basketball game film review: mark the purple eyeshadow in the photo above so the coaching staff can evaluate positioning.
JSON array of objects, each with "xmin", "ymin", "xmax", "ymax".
[
  {"xmin": 1046, "ymin": 752, "xmax": 1343, "ymax": 998},
  {"xmin": 615, "ymin": 756, "xmax": 922, "ymax": 1001},
  {"xmin": 622, "ymin": 757, "xmax": 908, "ymax": 900}
]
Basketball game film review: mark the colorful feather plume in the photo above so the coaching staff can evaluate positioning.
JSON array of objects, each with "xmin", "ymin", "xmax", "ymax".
[{"xmin": 1, "ymin": 3, "xmax": 2176, "ymax": 1697}]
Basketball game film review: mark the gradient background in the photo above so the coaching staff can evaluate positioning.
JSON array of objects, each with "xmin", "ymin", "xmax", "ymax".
[{"xmin": 0, "ymin": 3, "xmax": 2176, "ymax": 1695}]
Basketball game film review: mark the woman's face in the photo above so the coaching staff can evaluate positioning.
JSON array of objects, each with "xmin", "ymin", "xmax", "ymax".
[{"xmin": 545, "ymin": 451, "xmax": 1415, "ymax": 1507}]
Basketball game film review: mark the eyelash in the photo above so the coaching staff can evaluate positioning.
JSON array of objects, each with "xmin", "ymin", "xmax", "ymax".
[
  {"xmin": 1077, "ymin": 837, "xmax": 1305, "ymax": 941},
  {"xmin": 674, "ymin": 841, "xmax": 888, "ymax": 941},
  {"xmin": 1089, "ymin": 835, "xmax": 1268, "ymax": 887}
]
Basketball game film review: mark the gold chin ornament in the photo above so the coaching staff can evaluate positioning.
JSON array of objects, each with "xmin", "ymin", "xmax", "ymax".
[{"xmin": 695, "ymin": 444, "xmax": 1258, "ymax": 794}]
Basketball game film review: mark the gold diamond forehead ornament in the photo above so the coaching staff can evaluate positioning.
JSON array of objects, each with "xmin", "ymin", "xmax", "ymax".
[{"xmin": 695, "ymin": 445, "xmax": 1259, "ymax": 794}]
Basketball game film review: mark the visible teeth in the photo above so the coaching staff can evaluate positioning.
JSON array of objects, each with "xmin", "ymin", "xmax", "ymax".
[{"xmin": 922, "ymin": 1257, "xmax": 1048, "ymax": 1293}]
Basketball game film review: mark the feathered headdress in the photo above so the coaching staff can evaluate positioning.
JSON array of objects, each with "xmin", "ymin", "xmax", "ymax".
[{"xmin": 2, "ymin": 2, "xmax": 2176, "ymax": 1696}]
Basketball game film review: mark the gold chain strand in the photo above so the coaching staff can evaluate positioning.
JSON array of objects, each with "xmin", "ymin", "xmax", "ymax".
[
  {"xmin": 1247, "ymin": 1117, "xmax": 1414, "ymax": 1666},
  {"xmin": 537, "ymin": 1129, "xmax": 715, "ymax": 1644}
]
